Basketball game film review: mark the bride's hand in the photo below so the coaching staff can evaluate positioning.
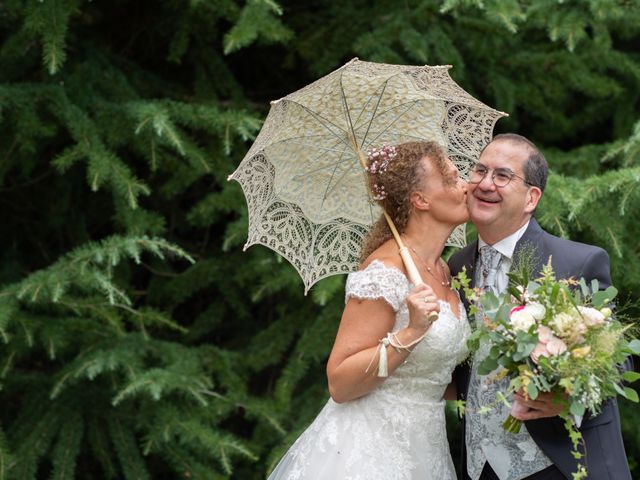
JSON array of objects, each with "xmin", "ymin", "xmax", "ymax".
[{"xmin": 406, "ymin": 283, "xmax": 440, "ymax": 333}]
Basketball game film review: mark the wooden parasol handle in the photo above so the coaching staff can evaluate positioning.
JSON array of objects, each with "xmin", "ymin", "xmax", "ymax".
[
  {"xmin": 379, "ymin": 211, "xmax": 421, "ymax": 285},
  {"xmin": 383, "ymin": 205, "xmax": 439, "ymax": 323}
]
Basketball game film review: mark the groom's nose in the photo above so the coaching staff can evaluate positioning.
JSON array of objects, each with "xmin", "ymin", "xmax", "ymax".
[{"xmin": 475, "ymin": 172, "xmax": 497, "ymax": 191}]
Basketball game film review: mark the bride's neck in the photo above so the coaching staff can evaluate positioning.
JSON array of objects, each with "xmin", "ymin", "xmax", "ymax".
[{"xmin": 401, "ymin": 218, "xmax": 452, "ymax": 265}]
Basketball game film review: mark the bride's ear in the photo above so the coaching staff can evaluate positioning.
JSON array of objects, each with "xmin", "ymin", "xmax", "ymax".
[{"xmin": 410, "ymin": 191, "xmax": 430, "ymax": 211}]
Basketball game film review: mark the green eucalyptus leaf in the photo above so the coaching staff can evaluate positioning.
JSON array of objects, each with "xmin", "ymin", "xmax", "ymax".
[
  {"xmin": 623, "ymin": 339, "xmax": 640, "ymax": 355},
  {"xmin": 527, "ymin": 381, "xmax": 539, "ymax": 400},
  {"xmin": 578, "ymin": 278, "xmax": 590, "ymax": 298},
  {"xmin": 613, "ymin": 381, "xmax": 626, "ymax": 397},
  {"xmin": 624, "ymin": 387, "xmax": 639, "ymax": 403},
  {"xmin": 623, "ymin": 371, "xmax": 640, "ymax": 383},
  {"xmin": 478, "ymin": 357, "xmax": 498, "ymax": 375},
  {"xmin": 570, "ymin": 401, "xmax": 586, "ymax": 417}
]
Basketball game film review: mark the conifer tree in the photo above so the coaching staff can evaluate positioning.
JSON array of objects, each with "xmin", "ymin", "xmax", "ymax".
[{"xmin": 0, "ymin": 1, "xmax": 638, "ymax": 479}]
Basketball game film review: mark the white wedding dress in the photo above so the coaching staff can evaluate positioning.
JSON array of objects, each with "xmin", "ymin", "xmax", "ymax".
[{"xmin": 267, "ymin": 260, "xmax": 470, "ymax": 480}]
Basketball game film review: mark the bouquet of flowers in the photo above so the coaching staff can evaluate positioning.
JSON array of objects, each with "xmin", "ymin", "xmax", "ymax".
[{"xmin": 458, "ymin": 258, "xmax": 640, "ymax": 479}]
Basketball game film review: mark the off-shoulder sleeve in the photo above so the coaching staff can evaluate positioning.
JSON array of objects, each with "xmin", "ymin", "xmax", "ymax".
[{"xmin": 344, "ymin": 260, "xmax": 409, "ymax": 312}]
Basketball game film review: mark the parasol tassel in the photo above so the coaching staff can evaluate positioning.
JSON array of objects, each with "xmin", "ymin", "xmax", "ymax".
[{"xmin": 377, "ymin": 337, "xmax": 390, "ymax": 377}]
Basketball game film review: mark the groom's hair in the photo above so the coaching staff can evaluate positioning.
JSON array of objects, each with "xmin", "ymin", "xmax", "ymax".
[{"xmin": 492, "ymin": 133, "xmax": 548, "ymax": 193}]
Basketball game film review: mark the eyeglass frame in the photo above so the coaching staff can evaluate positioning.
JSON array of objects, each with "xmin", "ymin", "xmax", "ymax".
[{"xmin": 468, "ymin": 163, "xmax": 535, "ymax": 188}]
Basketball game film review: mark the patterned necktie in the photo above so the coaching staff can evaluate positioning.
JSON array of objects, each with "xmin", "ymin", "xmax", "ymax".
[{"xmin": 478, "ymin": 245, "xmax": 502, "ymax": 294}]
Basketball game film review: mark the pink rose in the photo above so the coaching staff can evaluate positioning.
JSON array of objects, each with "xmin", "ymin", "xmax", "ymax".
[
  {"xmin": 546, "ymin": 337, "xmax": 568, "ymax": 356},
  {"xmin": 530, "ymin": 342, "xmax": 549, "ymax": 364},
  {"xmin": 531, "ymin": 331, "xmax": 568, "ymax": 363},
  {"xmin": 537, "ymin": 325, "xmax": 553, "ymax": 344}
]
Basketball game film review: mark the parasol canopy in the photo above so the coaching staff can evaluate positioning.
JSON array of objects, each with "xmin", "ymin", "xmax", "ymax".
[{"xmin": 229, "ymin": 58, "xmax": 506, "ymax": 293}]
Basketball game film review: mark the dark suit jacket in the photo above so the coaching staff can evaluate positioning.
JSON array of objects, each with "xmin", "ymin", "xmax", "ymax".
[{"xmin": 448, "ymin": 218, "xmax": 631, "ymax": 480}]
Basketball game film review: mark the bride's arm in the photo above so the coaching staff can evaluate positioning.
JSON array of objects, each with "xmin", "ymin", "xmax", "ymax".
[{"xmin": 326, "ymin": 283, "xmax": 437, "ymax": 404}]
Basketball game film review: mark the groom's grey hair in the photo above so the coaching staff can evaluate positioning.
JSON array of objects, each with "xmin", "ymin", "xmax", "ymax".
[{"xmin": 491, "ymin": 133, "xmax": 548, "ymax": 193}]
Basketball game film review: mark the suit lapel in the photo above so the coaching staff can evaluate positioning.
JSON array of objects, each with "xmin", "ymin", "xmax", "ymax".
[
  {"xmin": 468, "ymin": 239, "xmax": 480, "ymax": 288},
  {"xmin": 513, "ymin": 218, "xmax": 546, "ymax": 277},
  {"xmin": 459, "ymin": 239, "xmax": 479, "ymax": 312}
]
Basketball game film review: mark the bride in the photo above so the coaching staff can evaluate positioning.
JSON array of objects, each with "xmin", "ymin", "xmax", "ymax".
[{"xmin": 267, "ymin": 141, "xmax": 471, "ymax": 480}]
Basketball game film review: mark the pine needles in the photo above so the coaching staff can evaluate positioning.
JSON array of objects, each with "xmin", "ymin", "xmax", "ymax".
[{"xmin": 0, "ymin": 0, "xmax": 639, "ymax": 478}]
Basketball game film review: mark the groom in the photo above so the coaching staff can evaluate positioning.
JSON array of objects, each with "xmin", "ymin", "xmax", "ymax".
[{"xmin": 449, "ymin": 134, "xmax": 631, "ymax": 480}]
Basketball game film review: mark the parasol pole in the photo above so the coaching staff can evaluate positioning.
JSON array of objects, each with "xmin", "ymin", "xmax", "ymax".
[{"xmin": 381, "ymin": 210, "xmax": 429, "ymax": 291}]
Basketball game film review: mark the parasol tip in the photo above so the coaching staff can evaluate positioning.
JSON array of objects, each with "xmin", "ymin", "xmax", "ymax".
[{"xmin": 227, "ymin": 174, "xmax": 233, "ymax": 181}]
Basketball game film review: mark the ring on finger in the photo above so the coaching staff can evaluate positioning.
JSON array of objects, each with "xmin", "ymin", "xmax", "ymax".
[{"xmin": 422, "ymin": 296, "xmax": 430, "ymax": 303}]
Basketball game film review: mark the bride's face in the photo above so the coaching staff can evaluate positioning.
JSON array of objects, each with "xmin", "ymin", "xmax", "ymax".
[{"xmin": 420, "ymin": 156, "xmax": 469, "ymax": 225}]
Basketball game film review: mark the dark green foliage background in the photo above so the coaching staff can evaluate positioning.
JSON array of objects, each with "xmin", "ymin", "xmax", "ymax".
[{"xmin": 0, "ymin": 0, "xmax": 639, "ymax": 478}]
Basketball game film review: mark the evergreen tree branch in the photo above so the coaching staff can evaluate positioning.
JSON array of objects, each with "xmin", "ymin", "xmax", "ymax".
[
  {"xmin": 108, "ymin": 419, "xmax": 150, "ymax": 480},
  {"xmin": 0, "ymin": 427, "xmax": 12, "ymax": 480},
  {"xmin": 50, "ymin": 411, "xmax": 83, "ymax": 480},
  {"xmin": 23, "ymin": 0, "xmax": 77, "ymax": 74}
]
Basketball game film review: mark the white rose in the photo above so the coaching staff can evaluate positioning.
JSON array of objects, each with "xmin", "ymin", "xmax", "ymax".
[
  {"xmin": 510, "ymin": 309, "xmax": 536, "ymax": 332},
  {"xmin": 551, "ymin": 312, "xmax": 574, "ymax": 337},
  {"xmin": 577, "ymin": 306, "xmax": 606, "ymax": 327},
  {"xmin": 525, "ymin": 302, "xmax": 546, "ymax": 320}
]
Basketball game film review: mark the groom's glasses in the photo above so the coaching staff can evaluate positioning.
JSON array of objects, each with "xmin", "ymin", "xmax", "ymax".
[{"xmin": 468, "ymin": 164, "xmax": 533, "ymax": 188}]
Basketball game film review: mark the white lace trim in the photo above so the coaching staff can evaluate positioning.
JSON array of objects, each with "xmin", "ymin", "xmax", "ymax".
[{"xmin": 344, "ymin": 260, "xmax": 408, "ymax": 311}]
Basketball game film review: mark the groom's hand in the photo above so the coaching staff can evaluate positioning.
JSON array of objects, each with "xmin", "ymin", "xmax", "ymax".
[{"xmin": 511, "ymin": 391, "xmax": 565, "ymax": 420}]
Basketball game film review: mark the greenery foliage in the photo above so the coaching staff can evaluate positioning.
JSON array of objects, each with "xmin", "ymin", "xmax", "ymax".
[{"xmin": 0, "ymin": 0, "xmax": 638, "ymax": 478}]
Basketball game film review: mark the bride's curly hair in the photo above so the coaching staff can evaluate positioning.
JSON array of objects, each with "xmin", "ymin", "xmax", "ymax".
[{"xmin": 359, "ymin": 141, "xmax": 449, "ymax": 263}]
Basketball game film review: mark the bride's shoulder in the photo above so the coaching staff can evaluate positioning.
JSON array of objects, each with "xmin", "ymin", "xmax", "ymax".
[
  {"xmin": 360, "ymin": 240, "xmax": 405, "ymax": 275},
  {"xmin": 346, "ymin": 242, "xmax": 409, "ymax": 310}
]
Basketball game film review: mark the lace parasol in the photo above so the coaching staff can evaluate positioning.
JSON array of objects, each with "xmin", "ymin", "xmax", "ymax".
[{"xmin": 229, "ymin": 58, "xmax": 506, "ymax": 293}]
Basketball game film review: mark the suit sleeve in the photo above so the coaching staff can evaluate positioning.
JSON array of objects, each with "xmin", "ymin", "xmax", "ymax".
[
  {"xmin": 581, "ymin": 247, "xmax": 635, "ymax": 374},
  {"xmin": 579, "ymin": 247, "xmax": 612, "ymax": 291}
]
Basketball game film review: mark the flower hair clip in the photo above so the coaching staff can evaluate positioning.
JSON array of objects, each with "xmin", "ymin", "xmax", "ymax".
[
  {"xmin": 365, "ymin": 144, "xmax": 397, "ymax": 175},
  {"xmin": 372, "ymin": 183, "xmax": 387, "ymax": 201},
  {"xmin": 365, "ymin": 144, "xmax": 397, "ymax": 201}
]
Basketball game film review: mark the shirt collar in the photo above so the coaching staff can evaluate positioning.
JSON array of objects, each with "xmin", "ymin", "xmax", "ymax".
[{"xmin": 478, "ymin": 220, "xmax": 530, "ymax": 260}]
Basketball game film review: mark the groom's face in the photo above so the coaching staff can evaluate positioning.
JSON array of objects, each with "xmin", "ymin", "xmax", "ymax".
[{"xmin": 467, "ymin": 140, "xmax": 540, "ymax": 243}]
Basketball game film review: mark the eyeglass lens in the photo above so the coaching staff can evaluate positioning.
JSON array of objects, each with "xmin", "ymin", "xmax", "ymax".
[{"xmin": 470, "ymin": 166, "xmax": 515, "ymax": 187}]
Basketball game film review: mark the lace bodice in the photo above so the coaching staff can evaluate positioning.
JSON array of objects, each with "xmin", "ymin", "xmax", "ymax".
[
  {"xmin": 346, "ymin": 260, "xmax": 470, "ymax": 402},
  {"xmin": 269, "ymin": 260, "xmax": 470, "ymax": 480}
]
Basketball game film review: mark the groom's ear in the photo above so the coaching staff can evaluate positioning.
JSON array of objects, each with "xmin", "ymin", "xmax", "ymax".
[{"xmin": 524, "ymin": 186, "xmax": 542, "ymax": 214}]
